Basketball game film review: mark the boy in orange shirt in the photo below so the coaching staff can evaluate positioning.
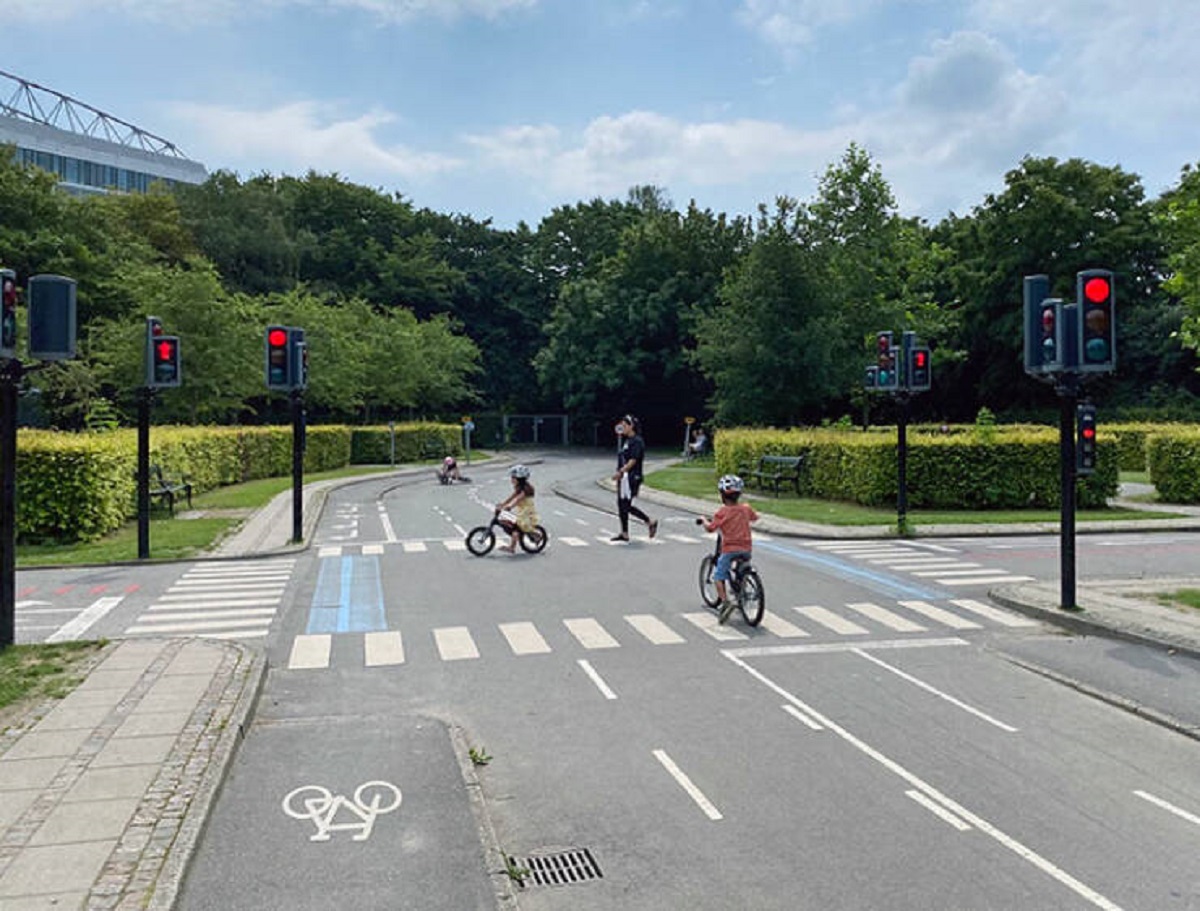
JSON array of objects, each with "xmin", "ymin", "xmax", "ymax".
[{"xmin": 701, "ymin": 474, "xmax": 759, "ymax": 623}]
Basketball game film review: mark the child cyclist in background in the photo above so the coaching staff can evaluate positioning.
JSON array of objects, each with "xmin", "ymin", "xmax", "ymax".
[
  {"xmin": 496, "ymin": 464, "xmax": 539, "ymax": 553},
  {"xmin": 701, "ymin": 474, "xmax": 758, "ymax": 623}
]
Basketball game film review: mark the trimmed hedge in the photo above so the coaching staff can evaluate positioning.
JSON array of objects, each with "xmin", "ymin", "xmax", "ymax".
[
  {"xmin": 1147, "ymin": 430, "xmax": 1200, "ymax": 503},
  {"xmin": 349, "ymin": 422, "xmax": 462, "ymax": 464},
  {"xmin": 10, "ymin": 422, "xmax": 456, "ymax": 543},
  {"xmin": 715, "ymin": 426, "xmax": 1118, "ymax": 509}
]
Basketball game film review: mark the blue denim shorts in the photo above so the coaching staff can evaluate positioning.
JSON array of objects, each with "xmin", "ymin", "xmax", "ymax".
[{"xmin": 714, "ymin": 551, "xmax": 751, "ymax": 581}]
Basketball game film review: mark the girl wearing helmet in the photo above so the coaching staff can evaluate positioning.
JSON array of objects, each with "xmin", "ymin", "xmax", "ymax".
[
  {"xmin": 495, "ymin": 464, "xmax": 539, "ymax": 553},
  {"xmin": 701, "ymin": 475, "xmax": 758, "ymax": 623},
  {"xmin": 439, "ymin": 455, "xmax": 461, "ymax": 484}
]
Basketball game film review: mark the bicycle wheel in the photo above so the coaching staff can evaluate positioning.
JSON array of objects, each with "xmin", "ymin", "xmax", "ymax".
[
  {"xmin": 465, "ymin": 526, "xmax": 495, "ymax": 556},
  {"xmin": 519, "ymin": 525, "xmax": 549, "ymax": 554},
  {"xmin": 738, "ymin": 569, "xmax": 765, "ymax": 626},
  {"xmin": 698, "ymin": 555, "xmax": 720, "ymax": 608}
]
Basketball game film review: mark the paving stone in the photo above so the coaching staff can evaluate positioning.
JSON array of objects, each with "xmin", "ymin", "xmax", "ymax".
[
  {"xmin": 33, "ymin": 703, "xmax": 113, "ymax": 733},
  {"xmin": 113, "ymin": 712, "xmax": 188, "ymax": 739},
  {"xmin": 28, "ymin": 797, "xmax": 140, "ymax": 846},
  {"xmin": 0, "ymin": 892, "xmax": 88, "ymax": 910},
  {"xmin": 72, "ymin": 671, "xmax": 143, "ymax": 695},
  {"xmin": 89, "ymin": 737, "xmax": 175, "ymax": 770},
  {"xmin": 2, "ymin": 728, "xmax": 92, "ymax": 762},
  {"xmin": 0, "ymin": 759, "xmax": 65, "ymax": 792},
  {"xmin": 63, "ymin": 766, "xmax": 158, "ymax": 804},
  {"xmin": 0, "ymin": 841, "xmax": 114, "ymax": 896},
  {"xmin": 0, "ymin": 790, "xmax": 40, "ymax": 835}
]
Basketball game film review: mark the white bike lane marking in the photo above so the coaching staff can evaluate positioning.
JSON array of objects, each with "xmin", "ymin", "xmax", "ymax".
[{"xmin": 282, "ymin": 781, "xmax": 402, "ymax": 842}]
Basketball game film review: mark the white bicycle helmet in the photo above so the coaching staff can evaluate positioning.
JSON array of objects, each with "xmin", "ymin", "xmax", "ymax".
[
  {"xmin": 717, "ymin": 474, "xmax": 744, "ymax": 493},
  {"xmin": 510, "ymin": 464, "xmax": 531, "ymax": 479}
]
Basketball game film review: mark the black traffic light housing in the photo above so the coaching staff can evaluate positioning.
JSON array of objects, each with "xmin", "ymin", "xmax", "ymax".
[
  {"xmin": 1076, "ymin": 404, "xmax": 1098, "ymax": 475},
  {"xmin": 27, "ymin": 275, "xmax": 77, "ymax": 362},
  {"xmin": 875, "ymin": 331, "xmax": 898, "ymax": 390},
  {"xmin": 266, "ymin": 325, "xmax": 292, "ymax": 390},
  {"xmin": 145, "ymin": 316, "xmax": 180, "ymax": 388},
  {"xmin": 0, "ymin": 269, "xmax": 17, "ymax": 359},
  {"xmin": 1077, "ymin": 269, "xmax": 1115, "ymax": 374}
]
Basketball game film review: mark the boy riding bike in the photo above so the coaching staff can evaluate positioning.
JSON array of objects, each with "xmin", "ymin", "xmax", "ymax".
[{"xmin": 700, "ymin": 474, "xmax": 759, "ymax": 623}]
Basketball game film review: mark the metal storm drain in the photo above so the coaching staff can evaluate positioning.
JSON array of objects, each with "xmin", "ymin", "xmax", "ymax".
[{"xmin": 509, "ymin": 848, "xmax": 603, "ymax": 887}]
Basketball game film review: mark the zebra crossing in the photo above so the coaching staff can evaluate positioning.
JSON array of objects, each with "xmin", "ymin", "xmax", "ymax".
[
  {"xmin": 805, "ymin": 541, "xmax": 1034, "ymax": 587},
  {"xmin": 284, "ymin": 597, "xmax": 1040, "ymax": 671},
  {"xmin": 123, "ymin": 558, "xmax": 297, "ymax": 640}
]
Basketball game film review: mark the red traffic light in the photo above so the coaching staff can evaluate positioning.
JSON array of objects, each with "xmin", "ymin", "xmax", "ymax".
[
  {"xmin": 155, "ymin": 339, "xmax": 176, "ymax": 362},
  {"xmin": 914, "ymin": 350, "xmax": 927, "ymax": 368},
  {"xmin": 1081, "ymin": 426, "xmax": 1096, "ymax": 440},
  {"xmin": 268, "ymin": 328, "xmax": 288, "ymax": 347},
  {"xmin": 1083, "ymin": 276, "xmax": 1111, "ymax": 303}
]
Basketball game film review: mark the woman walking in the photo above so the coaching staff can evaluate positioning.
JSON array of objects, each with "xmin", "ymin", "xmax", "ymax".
[{"xmin": 612, "ymin": 415, "xmax": 658, "ymax": 542}]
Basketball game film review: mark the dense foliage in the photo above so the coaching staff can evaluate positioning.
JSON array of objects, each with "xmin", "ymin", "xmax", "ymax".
[{"xmin": 3, "ymin": 143, "xmax": 1200, "ymax": 439}]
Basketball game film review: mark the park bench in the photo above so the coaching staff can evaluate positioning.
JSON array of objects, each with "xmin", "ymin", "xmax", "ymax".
[
  {"xmin": 148, "ymin": 464, "xmax": 193, "ymax": 516},
  {"xmin": 748, "ymin": 454, "xmax": 804, "ymax": 497}
]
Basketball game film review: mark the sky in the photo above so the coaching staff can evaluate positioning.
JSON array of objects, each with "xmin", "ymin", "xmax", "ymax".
[{"xmin": 4, "ymin": 0, "xmax": 1199, "ymax": 228}]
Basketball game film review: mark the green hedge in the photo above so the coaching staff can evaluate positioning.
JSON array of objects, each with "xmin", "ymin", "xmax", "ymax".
[
  {"xmin": 349, "ymin": 422, "xmax": 462, "ymax": 464},
  {"xmin": 715, "ymin": 426, "xmax": 1118, "ymax": 509},
  {"xmin": 1147, "ymin": 431, "xmax": 1200, "ymax": 503}
]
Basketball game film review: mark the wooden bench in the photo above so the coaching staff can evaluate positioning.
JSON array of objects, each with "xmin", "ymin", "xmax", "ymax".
[
  {"xmin": 749, "ymin": 455, "xmax": 804, "ymax": 497},
  {"xmin": 149, "ymin": 464, "xmax": 193, "ymax": 516}
]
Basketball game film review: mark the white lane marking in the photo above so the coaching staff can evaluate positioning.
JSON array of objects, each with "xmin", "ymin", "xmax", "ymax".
[
  {"xmin": 907, "ymin": 790, "xmax": 972, "ymax": 831},
  {"xmin": 564, "ymin": 618, "xmax": 619, "ymax": 649},
  {"xmin": 289, "ymin": 634, "xmax": 332, "ymax": 669},
  {"xmin": 758, "ymin": 612, "xmax": 810, "ymax": 638},
  {"xmin": 452, "ymin": 524, "xmax": 467, "ymax": 536},
  {"xmin": 911, "ymin": 567, "xmax": 1000, "ymax": 577},
  {"xmin": 575, "ymin": 518, "xmax": 590, "ymax": 526},
  {"xmin": 665, "ymin": 534, "xmax": 703, "ymax": 544},
  {"xmin": 795, "ymin": 606, "xmax": 868, "ymax": 636},
  {"xmin": 126, "ymin": 617, "xmax": 271, "ymax": 634},
  {"xmin": 578, "ymin": 659, "xmax": 617, "ymax": 700},
  {"xmin": 681, "ymin": 612, "xmax": 747, "ymax": 642},
  {"xmin": 380, "ymin": 508, "xmax": 398, "ymax": 543},
  {"xmin": 46, "ymin": 596, "xmax": 124, "ymax": 643},
  {"xmin": 1134, "ymin": 790, "xmax": 1200, "ymax": 828},
  {"xmin": 168, "ymin": 581, "xmax": 286, "ymax": 591},
  {"xmin": 402, "ymin": 541, "xmax": 428, "ymax": 553},
  {"xmin": 723, "ymin": 654, "xmax": 1122, "ymax": 910},
  {"xmin": 726, "ymin": 637, "xmax": 970, "ymax": 659},
  {"xmin": 153, "ymin": 596, "xmax": 281, "ymax": 607},
  {"xmin": 782, "ymin": 704, "xmax": 823, "ymax": 730},
  {"xmin": 500, "ymin": 622, "xmax": 551, "ymax": 655},
  {"xmin": 130, "ymin": 608, "xmax": 277, "ymax": 623},
  {"xmin": 365, "ymin": 631, "xmax": 405, "ymax": 667},
  {"xmin": 897, "ymin": 600, "xmax": 982, "ymax": 630},
  {"xmin": 852, "ymin": 649, "xmax": 1018, "ymax": 733},
  {"xmin": 901, "ymin": 542, "xmax": 959, "ymax": 553},
  {"xmin": 938, "ymin": 575, "xmax": 1035, "ymax": 586},
  {"xmin": 203, "ymin": 630, "xmax": 270, "ymax": 640},
  {"xmin": 951, "ymin": 599, "xmax": 1040, "ymax": 626},
  {"xmin": 652, "ymin": 749, "xmax": 722, "ymax": 821},
  {"xmin": 185, "ymin": 561, "xmax": 296, "ymax": 573},
  {"xmin": 362, "ymin": 544, "xmax": 384, "ymax": 556},
  {"xmin": 845, "ymin": 602, "xmax": 927, "ymax": 633},
  {"xmin": 443, "ymin": 539, "xmax": 467, "ymax": 551},
  {"xmin": 182, "ymin": 568, "xmax": 293, "ymax": 577},
  {"xmin": 596, "ymin": 535, "xmax": 624, "ymax": 546},
  {"xmin": 434, "ymin": 626, "xmax": 479, "ymax": 661},
  {"xmin": 625, "ymin": 614, "xmax": 685, "ymax": 644},
  {"xmin": 15, "ymin": 607, "xmax": 77, "ymax": 614},
  {"xmin": 318, "ymin": 546, "xmax": 343, "ymax": 557},
  {"xmin": 558, "ymin": 537, "xmax": 589, "ymax": 547}
]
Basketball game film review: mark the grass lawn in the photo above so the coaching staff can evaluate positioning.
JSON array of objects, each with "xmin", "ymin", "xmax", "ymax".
[
  {"xmin": 1157, "ymin": 589, "xmax": 1200, "ymax": 612},
  {"xmin": 647, "ymin": 464, "xmax": 1188, "ymax": 527},
  {"xmin": 0, "ymin": 642, "xmax": 106, "ymax": 717}
]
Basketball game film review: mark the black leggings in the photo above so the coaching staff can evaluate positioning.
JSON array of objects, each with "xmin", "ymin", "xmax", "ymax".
[{"xmin": 618, "ymin": 492, "xmax": 650, "ymax": 534}]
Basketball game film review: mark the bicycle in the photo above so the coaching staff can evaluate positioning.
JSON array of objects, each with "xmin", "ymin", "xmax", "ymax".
[
  {"xmin": 696, "ymin": 520, "xmax": 765, "ymax": 626},
  {"xmin": 466, "ymin": 508, "xmax": 549, "ymax": 556},
  {"xmin": 437, "ymin": 468, "xmax": 471, "ymax": 485}
]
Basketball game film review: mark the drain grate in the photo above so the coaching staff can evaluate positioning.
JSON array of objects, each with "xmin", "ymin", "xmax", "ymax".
[{"xmin": 509, "ymin": 848, "xmax": 603, "ymax": 887}]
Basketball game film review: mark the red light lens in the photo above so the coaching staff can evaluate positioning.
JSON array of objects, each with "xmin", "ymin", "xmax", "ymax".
[
  {"xmin": 155, "ymin": 340, "xmax": 175, "ymax": 361},
  {"xmin": 915, "ymin": 352, "xmax": 927, "ymax": 367},
  {"xmin": 268, "ymin": 329, "xmax": 288, "ymax": 347},
  {"xmin": 1084, "ymin": 277, "xmax": 1110, "ymax": 303},
  {"xmin": 1081, "ymin": 427, "xmax": 1096, "ymax": 440}
]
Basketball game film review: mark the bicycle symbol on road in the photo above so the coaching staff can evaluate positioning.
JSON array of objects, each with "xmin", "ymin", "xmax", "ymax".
[{"xmin": 282, "ymin": 780, "xmax": 402, "ymax": 842}]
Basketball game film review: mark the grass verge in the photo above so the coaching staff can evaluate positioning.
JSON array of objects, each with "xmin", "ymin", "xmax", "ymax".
[
  {"xmin": 1157, "ymin": 589, "xmax": 1200, "ymax": 612},
  {"xmin": 0, "ymin": 641, "xmax": 107, "ymax": 717},
  {"xmin": 647, "ymin": 465, "xmax": 1189, "ymax": 527}
]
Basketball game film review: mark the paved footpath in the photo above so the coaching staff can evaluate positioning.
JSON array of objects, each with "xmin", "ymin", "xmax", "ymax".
[{"xmin": 2, "ymin": 461, "xmax": 1199, "ymax": 909}]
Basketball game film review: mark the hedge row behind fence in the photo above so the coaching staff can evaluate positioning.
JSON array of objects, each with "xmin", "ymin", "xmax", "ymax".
[
  {"xmin": 11, "ymin": 423, "xmax": 461, "ymax": 544},
  {"xmin": 715, "ymin": 427, "xmax": 1118, "ymax": 509}
]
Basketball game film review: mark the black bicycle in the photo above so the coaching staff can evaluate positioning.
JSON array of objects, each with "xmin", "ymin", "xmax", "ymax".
[
  {"xmin": 466, "ymin": 509, "xmax": 548, "ymax": 556},
  {"xmin": 696, "ymin": 520, "xmax": 765, "ymax": 626}
]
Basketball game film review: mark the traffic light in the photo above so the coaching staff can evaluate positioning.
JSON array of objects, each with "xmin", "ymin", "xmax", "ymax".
[
  {"xmin": 1023, "ymin": 274, "xmax": 1065, "ymax": 374},
  {"xmin": 289, "ymin": 327, "xmax": 307, "ymax": 390},
  {"xmin": 27, "ymin": 275, "xmax": 77, "ymax": 361},
  {"xmin": 1077, "ymin": 269, "xmax": 1115, "ymax": 373},
  {"xmin": 1, "ymin": 269, "xmax": 17, "ymax": 359},
  {"xmin": 876, "ymin": 331, "xmax": 897, "ymax": 390},
  {"xmin": 1076, "ymin": 404, "xmax": 1097, "ymax": 475},
  {"xmin": 864, "ymin": 366, "xmax": 878, "ymax": 389},
  {"xmin": 266, "ymin": 325, "xmax": 292, "ymax": 390},
  {"xmin": 150, "ymin": 334, "xmax": 181, "ymax": 388},
  {"xmin": 145, "ymin": 316, "xmax": 163, "ymax": 386},
  {"xmin": 908, "ymin": 345, "xmax": 931, "ymax": 392}
]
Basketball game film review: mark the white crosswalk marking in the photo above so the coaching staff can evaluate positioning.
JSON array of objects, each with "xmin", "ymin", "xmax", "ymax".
[
  {"xmin": 897, "ymin": 600, "xmax": 982, "ymax": 630},
  {"xmin": 758, "ymin": 612, "xmax": 810, "ymax": 638},
  {"xmin": 318, "ymin": 546, "xmax": 342, "ymax": 557},
  {"xmin": 796, "ymin": 606, "xmax": 869, "ymax": 635},
  {"xmin": 565, "ymin": 618, "xmax": 619, "ymax": 649},
  {"xmin": 558, "ymin": 537, "xmax": 589, "ymax": 547},
  {"xmin": 290, "ymin": 634, "xmax": 332, "ymax": 669},
  {"xmin": 625, "ymin": 614, "xmax": 685, "ymax": 644},
  {"xmin": 126, "ymin": 617, "xmax": 270, "ymax": 634},
  {"xmin": 363, "ymin": 544, "xmax": 384, "ymax": 555},
  {"xmin": 937, "ymin": 575, "xmax": 1035, "ymax": 586},
  {"xmin": 666, "ymin": 534, "xmax": 704, "ymax": 544},
  {"xmin": 434, "ymin": 626, "xmax": 480, "ymax": 660},
  {"xmin": 154, "ymin": 596, "xmax": 279, "ymax": 607},
  {"xmin": 500, "ymin": 622, "xmax": 552, "ymax": 655},
  {"xmin": 365, "ymin": 631, "xmax": 404, "ymax": 666},
  {"xmin": 681, "ymin": 612, "xmax": 747, "ymax": 641},
  {"xmin": 443, "ymin": 539, "xmax": 467, "ymax": 551},
  {"xmin": 402, "ymin": 541, "xmax": 428, "ymax": 553},
  {"xmin": 845, "ymin": 602, "xmax": 927, "ymax": 633},
  {"xmin": 950, "ymin": 599, "xmax": 1039, "ymax": 627}
]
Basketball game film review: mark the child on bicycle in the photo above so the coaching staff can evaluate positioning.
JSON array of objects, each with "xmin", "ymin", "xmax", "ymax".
[
  {"xmin": 439, "ymin": 455, "xmax": 462, "ymax": 483},
  {"xmin": 496, "ymin": 464, "xmax": 539, "ymax": 553},
  {"xmin": 701, "ymin": 474, "xmax": 758, "ymax": 623}
]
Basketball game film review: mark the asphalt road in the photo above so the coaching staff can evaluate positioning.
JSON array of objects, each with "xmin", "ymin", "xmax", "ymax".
[{"xmin": 15, "ymin": 453, "xmax": 1200, "ymax": 908}]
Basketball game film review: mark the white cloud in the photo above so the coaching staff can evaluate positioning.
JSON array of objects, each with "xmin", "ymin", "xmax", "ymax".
[
  {"xmin": 737, "ymin": 0, "xmax": 886, "ymax": 49},
  {"xmin": 166, "ymin": 101, "xmax": 462, "ymax": 180},
  {"xmin": 0, "ymin": 0, "xmax": 537, "ymax": 24}
]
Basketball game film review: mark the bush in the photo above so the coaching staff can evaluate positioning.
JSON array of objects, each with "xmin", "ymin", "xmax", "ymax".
[{"xmin": 1147, "ymin": 431, "xmax": 1200, "ymax": 503}]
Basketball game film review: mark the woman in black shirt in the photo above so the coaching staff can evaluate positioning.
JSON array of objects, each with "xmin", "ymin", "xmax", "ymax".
[{"xmin": 612, "ymin": 415, "xmax": 658, "ymax": 542}]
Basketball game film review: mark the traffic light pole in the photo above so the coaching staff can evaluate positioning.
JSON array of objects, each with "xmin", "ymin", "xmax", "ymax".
[
  {"xmin": 137, "ymin": 387, "xmax": 152, "ymax": 560},
  {"xmin": 291, "ymin": 389, "xmax": 304, "ymax": 544},
  {"xmin": 1, "ymin": 361, "xmax": 20, "ymax": 648},
  {"xmin": 896, "ymin": 393, "xmax": 910, "ymax": 533},
  {"xmin": 1057, "ymin": 376, "xmax": 1079, "ymax": 610}
]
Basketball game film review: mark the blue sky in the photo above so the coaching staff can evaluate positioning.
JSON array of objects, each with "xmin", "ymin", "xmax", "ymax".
[{"xmin": 5, "ymin": 0, "xmax": 1198, "ymax": 228}]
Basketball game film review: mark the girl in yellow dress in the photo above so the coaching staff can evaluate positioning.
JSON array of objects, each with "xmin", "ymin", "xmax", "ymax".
[{"xmin": 496, "ymin": 464, "xmax": 539, "ymax": 553}]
